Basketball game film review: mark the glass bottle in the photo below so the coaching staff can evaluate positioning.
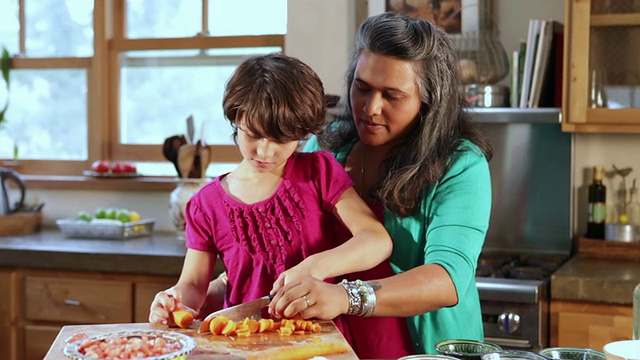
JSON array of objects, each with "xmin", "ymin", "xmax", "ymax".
[
  {"xmin": 586, "ymin": 166, "xmax": 606, "ymax": 239},
  {"xmin": 627, "ymin": 181, "xmax": 640, "ymax": 226},
  {"xmin": 634, "ymin": 282, "xmax": 640, "ymax": 340}
]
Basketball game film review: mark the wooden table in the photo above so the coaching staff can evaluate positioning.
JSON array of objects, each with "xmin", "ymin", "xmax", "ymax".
[{"xmin": 45, "ymin": 321, "xmax": 359, "ymax": 359}]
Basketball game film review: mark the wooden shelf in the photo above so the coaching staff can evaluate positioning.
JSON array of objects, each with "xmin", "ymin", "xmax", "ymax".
[{"xmin": 578, "ymin": 237, "xmax": 640, "ymax": 261}]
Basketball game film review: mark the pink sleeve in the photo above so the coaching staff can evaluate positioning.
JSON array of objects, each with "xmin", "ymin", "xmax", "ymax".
[
  {"xmin": 309, "ymin": 150, "xmax": 355, "ymax": 212},
  {"xmin": 184, "ymin": 192, "xmax": 218, "ymax": 254}
]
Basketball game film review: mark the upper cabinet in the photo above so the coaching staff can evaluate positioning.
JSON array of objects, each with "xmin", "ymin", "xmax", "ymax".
[{"xmin": 562, "ymin": 0, "xmax": 640, "ymax": 133}]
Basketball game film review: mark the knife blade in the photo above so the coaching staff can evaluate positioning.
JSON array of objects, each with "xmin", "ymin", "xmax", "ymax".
[{"xmin": 197, "ymin": 295, "xmax": 274, "ymax": 333}]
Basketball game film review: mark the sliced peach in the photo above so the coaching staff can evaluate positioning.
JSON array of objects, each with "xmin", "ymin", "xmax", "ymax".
[{"xmin": 170, "ymin": 310, "xmax": 194, "ymax": 329}]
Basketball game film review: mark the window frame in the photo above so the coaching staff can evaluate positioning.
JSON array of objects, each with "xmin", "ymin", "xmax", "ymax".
[{"xmin": 3, "ymin": 0, "xmax": 285, "ymax": 176}]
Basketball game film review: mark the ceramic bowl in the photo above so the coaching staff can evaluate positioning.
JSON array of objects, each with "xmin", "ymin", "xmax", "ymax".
[
  {"xmin": 539, "ymin": 347, "xmax": 606, "ymax": 360},
  {"xmin": 435, "ymin": 339, "xmax": 503, "ymax": 360},
  {"xmin": 398, "ymin": 355, "xmax": 460, "ymax": 360},
  {"xmin": 603, "ymin": 340, "xmax": 640, "ymax": 360},
  {"xmin": 481, "ymin": 350, "xmax": 551, "ymax": 360}
]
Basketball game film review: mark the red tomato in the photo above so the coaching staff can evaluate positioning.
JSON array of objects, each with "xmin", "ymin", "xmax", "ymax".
[
  {"xmin": 112, "ymin": 162, "xmax": 137, "ymax": 174},
  {"xmin": 91, "ymin": 160, "xmax": 111, "ymax": 173}
]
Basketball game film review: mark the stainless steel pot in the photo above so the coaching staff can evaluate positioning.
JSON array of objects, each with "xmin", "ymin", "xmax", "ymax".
[
  {"xmin": 605, "ymin": 224, "xmax": 640, "ymax": 242},
  {"xmin": 465, "ymin": 84, "xmax": 510, "ymax": 108}
]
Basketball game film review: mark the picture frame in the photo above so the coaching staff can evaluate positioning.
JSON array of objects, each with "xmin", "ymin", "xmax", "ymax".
[{"xmin": 385, "ymin": 0, "xmax": 489, "ymax": 34}]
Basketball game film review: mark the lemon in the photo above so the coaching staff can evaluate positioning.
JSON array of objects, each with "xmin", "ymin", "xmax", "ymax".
[
  {"xmin": 619, "ymin": 214, "xmax": 629, "ymax": 224},
  {"xmin": 129, "ymin": 210, "xmax": 141, "ymax": 222}
]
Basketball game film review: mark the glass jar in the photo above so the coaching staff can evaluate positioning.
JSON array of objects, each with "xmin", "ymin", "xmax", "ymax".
[
  {"xmin": 634, "ymin": 282, "xmax": 640, "ymax": 340},
  {"xmin": 169, "ymin": 178, "xmax": 209, "ymax": 241}
]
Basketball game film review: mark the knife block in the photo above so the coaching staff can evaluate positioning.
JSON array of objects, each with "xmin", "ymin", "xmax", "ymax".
[{"xmin": 0, "ymin": 211, "xmax": 42, "ymax": 236}]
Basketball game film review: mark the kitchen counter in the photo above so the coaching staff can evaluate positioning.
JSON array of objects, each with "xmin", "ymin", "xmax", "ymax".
[
  {"xmin": 0, "ymin": 229, "xmax": 187, "ymax": 276},
  {"xmin": 551, "ymin": 255, "xmax": 640, "ymax": 304}
]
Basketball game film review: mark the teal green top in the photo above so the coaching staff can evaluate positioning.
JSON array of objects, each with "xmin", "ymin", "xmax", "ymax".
[{"xmin": 304, "ymin": 136, "xmax": 491, "ymax": 354}]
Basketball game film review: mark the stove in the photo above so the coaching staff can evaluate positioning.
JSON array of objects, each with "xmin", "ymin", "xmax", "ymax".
[{"xmin": 475, "ymin": 253, "xmax": 569, "ymax": 352}]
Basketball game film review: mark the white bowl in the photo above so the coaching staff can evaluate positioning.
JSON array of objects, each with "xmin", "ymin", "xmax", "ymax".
[{"xmin": 603, "ymin": 340, "xmax": 640, "ymax": 360}]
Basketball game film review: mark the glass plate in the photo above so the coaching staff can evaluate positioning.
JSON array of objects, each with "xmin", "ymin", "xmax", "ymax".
[
  {"xmin": 83, "ymin": 170, "xmax": 141, "ymax": 178},
  {"xmin": 63, "ymin": 330, "xmax": 196, "ymax": 360},
  {"xmin": 56, "ymin": 218, "xmax": 155, "ymax": 239}
]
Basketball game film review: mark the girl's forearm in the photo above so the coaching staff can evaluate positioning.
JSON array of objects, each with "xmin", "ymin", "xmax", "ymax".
[{"xmin": 305, "ymin": 228, "xmax": 392, "ymax": 280}]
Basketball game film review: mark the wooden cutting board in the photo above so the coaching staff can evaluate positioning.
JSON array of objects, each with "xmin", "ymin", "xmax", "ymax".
[{"xmin": 44, "ymin": 320, "xmax": 359, "ymax": 360}]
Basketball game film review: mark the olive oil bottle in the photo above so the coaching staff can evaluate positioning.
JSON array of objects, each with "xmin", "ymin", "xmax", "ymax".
[{"xmin": 586, "ymin": 166, "xmax": 606, "ymax": 239}]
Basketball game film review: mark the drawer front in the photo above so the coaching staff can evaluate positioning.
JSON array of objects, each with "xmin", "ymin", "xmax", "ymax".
[
  {"xmin": 134, "ymin": 281, "xmax": 175, "ymax": 323},
  {"xmin": 24, "ymin": 325, "xmax": 61, "ymax": 360},
  {"xmin": 25, "ymin": 276, "xmax": 132, "ymax": 323}
]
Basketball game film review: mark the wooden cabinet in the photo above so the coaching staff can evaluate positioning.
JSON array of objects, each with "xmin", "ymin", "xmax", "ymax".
[
  {"xmin": 0, "ymin": 270, "xmax": 17, "ymax": 360},
  {"xmin": 4, "ymin": 269, "xmax": 177, "ymax": 360},
  {"xmin": 550, "ymin": 300, "xmax": 633, "ymax": 350},
  {"xmin": 562, "ymin": 0, "xmax": 640, "ymax": 132}
]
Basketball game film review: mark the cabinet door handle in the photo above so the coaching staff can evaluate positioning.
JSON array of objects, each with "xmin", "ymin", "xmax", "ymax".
[{"xmin": 64, "ymin": 299, "xmax": 81, "ymax": 306}]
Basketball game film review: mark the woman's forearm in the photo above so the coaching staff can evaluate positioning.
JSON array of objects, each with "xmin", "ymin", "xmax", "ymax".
[{"xmin": 369, "ymin": 264, "xmax": 458, "ymax": 317}]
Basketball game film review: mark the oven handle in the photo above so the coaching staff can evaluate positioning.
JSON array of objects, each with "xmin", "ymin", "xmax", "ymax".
[{"xmin": 484, "ymin": 337, "xmax": 532, "ymax": 349}]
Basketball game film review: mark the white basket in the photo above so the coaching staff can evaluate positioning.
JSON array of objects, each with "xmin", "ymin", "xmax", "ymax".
[{"xmin": 56, "ymin": 218, "xmax": 155, "ymax": 239}]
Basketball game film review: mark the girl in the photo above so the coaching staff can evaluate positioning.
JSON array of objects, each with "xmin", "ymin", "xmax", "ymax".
[{"xmin": 149, "ymin": 52, "xmax": 414, "ymax": 358}]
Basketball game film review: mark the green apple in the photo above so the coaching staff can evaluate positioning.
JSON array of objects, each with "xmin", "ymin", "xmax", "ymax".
[
  {"xmin": 94, "ymin": 207, "xmax": 108, "ymax": 219},
  {"xmin": 115, "ymin": 208, "xmax": 131, "ymax": 223},
  {"xmin": 76, "ymin": 211, "xmax": 93, "ymax": 222}
]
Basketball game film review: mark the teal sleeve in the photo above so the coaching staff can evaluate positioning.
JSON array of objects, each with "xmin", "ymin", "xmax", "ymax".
[
  {"xmin": 302, "ymin": 136, "xmax": 322, "ymax": 152},
  {"xmin": 424, "ymin": 146, "xmax": 491, "ymax": 298}
]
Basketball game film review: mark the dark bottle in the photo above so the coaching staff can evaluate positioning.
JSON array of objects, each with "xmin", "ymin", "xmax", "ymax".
[{"xmin": 586, "ymin": 166, "xmax": 606, "ymax": 239}]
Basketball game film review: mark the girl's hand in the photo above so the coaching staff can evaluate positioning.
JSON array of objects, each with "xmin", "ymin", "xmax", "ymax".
[
  {"xmin": 269, "ymin": 275, "xmax": 349, "ymax": 320},
  {"xmin": 148, "ymin": 289, "xmax": 196, "ymax": 326},
  {"xmin": 270, "ymin": 261, "xmax": 314, "ymax": 295}
]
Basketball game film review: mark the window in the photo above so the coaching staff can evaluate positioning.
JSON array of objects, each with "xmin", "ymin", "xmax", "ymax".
[{"xmin": 0, "ymin": 0, "xmax": 286, "ymax": 176}]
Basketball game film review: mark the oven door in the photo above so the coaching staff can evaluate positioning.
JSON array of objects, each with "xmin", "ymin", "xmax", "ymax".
[{"xmin": 481, "ymin": 300, "xmax": 548, "ymax": 352}]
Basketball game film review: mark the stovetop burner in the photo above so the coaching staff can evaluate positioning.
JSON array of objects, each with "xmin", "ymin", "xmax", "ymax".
[{"xmin": 476, "ymin": 253, "xmax": 569, "ymax": 281}]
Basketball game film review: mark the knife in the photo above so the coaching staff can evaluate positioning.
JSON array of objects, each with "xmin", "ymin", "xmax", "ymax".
[{"xmin": 197, "ymin": 295, "xmax": 274, "ymax": 333}]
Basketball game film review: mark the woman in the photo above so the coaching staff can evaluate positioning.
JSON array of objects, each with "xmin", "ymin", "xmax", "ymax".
[{"xmin": 269, "ymin": 11, "xmax": 493, "ymax": 354}]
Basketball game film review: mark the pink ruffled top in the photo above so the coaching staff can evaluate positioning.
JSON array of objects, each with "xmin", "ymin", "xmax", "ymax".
[
  {"xmin": 185, "ymin": 150, "xmax": 414, "ymax": 358},
  {"xmin": 185, "ymin": 151, "xmax": 353, "ymax": 306}
]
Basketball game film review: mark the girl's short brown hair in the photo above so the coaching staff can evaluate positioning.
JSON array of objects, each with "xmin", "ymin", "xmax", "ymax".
[{"xmin": 223, "ymin": 52, "xmax": 325, "ymax": 142}]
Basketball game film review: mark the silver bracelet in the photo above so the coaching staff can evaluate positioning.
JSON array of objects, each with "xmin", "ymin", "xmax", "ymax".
[
  {"xmin": 359, "ymin": 281, "xmax": 377, "ymax": 317},
  {"xmin": 340, "ymin": 279, "xmax": 377, "ymax": 317},
  {"xmin": 340, "ymin": 279, "xmax": 362, "ymax": 315}
]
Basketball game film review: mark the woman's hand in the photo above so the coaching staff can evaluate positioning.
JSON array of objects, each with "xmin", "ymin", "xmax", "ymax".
[
  {"xmin": 148, "ymin": 289, "xmax": 196, "ymax": 326},
  {"xmin": 269, "ymin": 275, "xmax": 349, "ymax": 320}
]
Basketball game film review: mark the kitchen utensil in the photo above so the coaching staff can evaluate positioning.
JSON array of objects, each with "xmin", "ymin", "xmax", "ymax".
[
  {"xmin": 198, "ymin": 295, "xmax": 274, "ymax": 332},
  {"xmin": 162, "ymin": 135, "xmax": 187, "ymax": 177},
  {"xmin": 603, "ymin": 340, "xmax": 640, "ymax": 360},
  {"xmin": 186, "ymin": 114, "xmax": 195, "ymax": 144},
  {"xmin": 0, "ymin": 167, "xmax": 26, "ymax": 216},
  {"xmin": 177, "ymin": 144, "xmax": 196, "ymax": 179},
  {"xmin": 199, "ymin": 145, "xmax": 210, "ymax": 178},
  {"xmin": 435, "ymin": 339, "xmax": 502, "ymax": 360},
  {"xmin": 539, "ymin": 347, "xmax": 605, "ymax": 360}
]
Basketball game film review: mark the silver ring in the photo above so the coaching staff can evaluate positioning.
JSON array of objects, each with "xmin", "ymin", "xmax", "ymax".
[{"xmin": 302, "ymin": 295, "xmax": 311, "ymax": 307}]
